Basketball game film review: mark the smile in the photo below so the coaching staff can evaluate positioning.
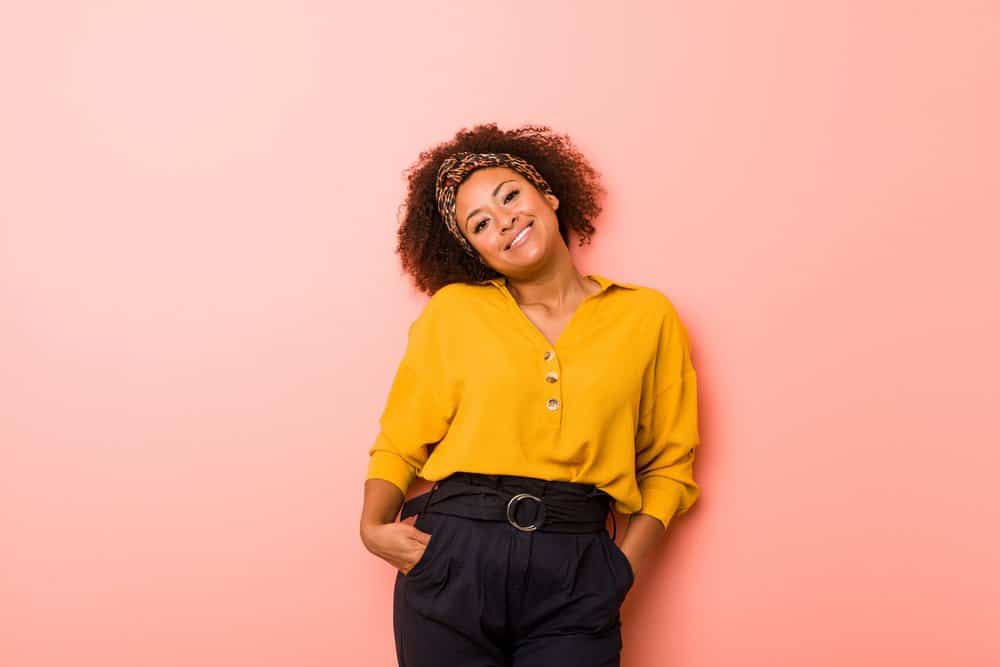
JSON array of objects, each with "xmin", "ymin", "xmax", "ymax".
[{"xmin": 505, "ymin": 221, "xmax": 534, "ymax": 251}]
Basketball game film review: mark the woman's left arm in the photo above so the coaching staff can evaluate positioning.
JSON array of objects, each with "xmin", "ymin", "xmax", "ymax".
[
  {"xmin": 625, "ymin": 299, "xmax": 702, "ymax": 577},
  {"xmin": 618, "ymin": 512, "xmax": 665, "ymax": 579}
]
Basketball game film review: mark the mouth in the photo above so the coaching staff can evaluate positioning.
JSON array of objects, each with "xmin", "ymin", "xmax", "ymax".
[{"xmin": 504, "ymin": 221, "xmax": 534, "ymax": 251}]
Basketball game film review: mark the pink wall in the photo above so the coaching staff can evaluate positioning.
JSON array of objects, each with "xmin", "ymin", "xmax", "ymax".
[{"xmin": 2, "ymin": 1, "xmax": 997, "ymax": 665}]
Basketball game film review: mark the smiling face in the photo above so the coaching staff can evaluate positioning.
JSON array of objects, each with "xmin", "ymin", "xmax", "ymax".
[{"xmin": 454, "ymin": 166, "xmax": 561, "ymax": 274}]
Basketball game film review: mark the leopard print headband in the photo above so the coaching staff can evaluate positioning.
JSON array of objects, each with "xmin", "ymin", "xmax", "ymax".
[{"xmin": 435, "ymin": 152, "xmax": 553, "ymax": 258}]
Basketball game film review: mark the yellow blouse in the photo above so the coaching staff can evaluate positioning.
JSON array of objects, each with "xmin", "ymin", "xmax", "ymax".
[{"xmin": 365, "ymin": 273, "xmax": 701, "ymax": 530}]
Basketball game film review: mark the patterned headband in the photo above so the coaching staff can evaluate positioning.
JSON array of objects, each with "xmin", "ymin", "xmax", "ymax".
[{"xmin": 435, "ymin": 152, "xmax": 553, "ymax": 258}]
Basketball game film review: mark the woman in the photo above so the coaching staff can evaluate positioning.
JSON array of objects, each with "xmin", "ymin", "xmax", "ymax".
[{"xmin": 360, "ymin": 123, "xmax": 701, "ymax": 667}]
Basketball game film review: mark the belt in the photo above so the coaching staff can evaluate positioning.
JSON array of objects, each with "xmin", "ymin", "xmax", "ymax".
[{"xmin": 399, "ymin": 472, "xmax": 619, "ymax": 539}]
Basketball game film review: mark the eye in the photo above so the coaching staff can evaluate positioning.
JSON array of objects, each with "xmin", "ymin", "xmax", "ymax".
[{"xmin": 472, "ymin": 190, "xmax": 519, "ymax": 234}]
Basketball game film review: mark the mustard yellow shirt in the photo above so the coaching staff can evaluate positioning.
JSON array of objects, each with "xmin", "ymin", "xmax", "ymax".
[{"xmin": 366, "ymin": 273, "xmax": 701, "ymax": 530}]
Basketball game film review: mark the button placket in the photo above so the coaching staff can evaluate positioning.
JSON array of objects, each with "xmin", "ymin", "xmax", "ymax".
[{"xmin": 543, "ymin": 349, "xmax": 561, "ymax": 413}]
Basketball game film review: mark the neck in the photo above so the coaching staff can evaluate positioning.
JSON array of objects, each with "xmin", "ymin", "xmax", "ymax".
[{"xmin": 505, "ymin": 262, "xmax": 594, "ymax": 311}]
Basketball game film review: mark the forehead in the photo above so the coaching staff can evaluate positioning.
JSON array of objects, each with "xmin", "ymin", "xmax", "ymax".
[{"xmin": 454, "ymin": 167, "xmax": 523, "ymax": 208}]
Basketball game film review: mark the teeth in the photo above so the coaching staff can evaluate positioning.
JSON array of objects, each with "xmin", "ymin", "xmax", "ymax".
[{"xmin": 508, "ymin": 223, "xmax": 532, "ymax": 250}]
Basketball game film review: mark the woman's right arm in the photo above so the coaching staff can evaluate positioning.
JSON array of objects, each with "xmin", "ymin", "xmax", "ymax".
[
  {"xmin": 360, "ymin": 478, "xmax": 430, "ymax": 575},
  {"xmin": 361, "ymin": 477, "xmax": 404, "ymax": 530},
  {"xmin": 361, "ymin": 294, "xmax": 457, "ymax": 573}
]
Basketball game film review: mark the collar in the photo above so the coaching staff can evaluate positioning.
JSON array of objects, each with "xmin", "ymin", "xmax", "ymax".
[{"xmin": 483, "ymin": 273, "xmax": 640, "ymax": 295}]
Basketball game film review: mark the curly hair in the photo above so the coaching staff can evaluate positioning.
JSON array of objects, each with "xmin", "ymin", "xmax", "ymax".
[{"xmin": 395, "ymin": 123, "xmax": 607, "ymax": 296}]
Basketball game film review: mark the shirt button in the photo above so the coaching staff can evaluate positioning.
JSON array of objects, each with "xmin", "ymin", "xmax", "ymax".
[
  {"xmin": 543, "ymin": 350, "xmax": 554, "ymax": 361},
  {"xmin": 546, "ymin": 398, "xmax": 560, "ymax": 411},
  {"xmin": 544, "ymin": 371, "xmax": 558, "ymax": 383}
]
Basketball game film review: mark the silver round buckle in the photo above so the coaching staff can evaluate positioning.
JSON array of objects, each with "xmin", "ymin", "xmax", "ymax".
[{"xmin": 506, "ymin": 493, "xmax": 543, "ymax": 532}]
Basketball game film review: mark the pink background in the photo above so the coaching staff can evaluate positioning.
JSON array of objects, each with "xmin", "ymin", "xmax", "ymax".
[{"xmin": 2, "ymin": 1, "xmax": 997, "ymax": 665}]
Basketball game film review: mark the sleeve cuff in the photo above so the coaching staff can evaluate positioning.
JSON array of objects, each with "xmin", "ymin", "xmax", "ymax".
[
  {"xmin": 636, "ymin": 476, "xmax": 686, "ymax": 530},
  {"xmin": 365, "ymin": 450, "xmax": 418, "ymax": 497}
]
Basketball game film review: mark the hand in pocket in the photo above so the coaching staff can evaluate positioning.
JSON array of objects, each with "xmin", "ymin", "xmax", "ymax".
[{"xmin": 362, "ymin": 514, "xmax": 433, "ymax": 575}]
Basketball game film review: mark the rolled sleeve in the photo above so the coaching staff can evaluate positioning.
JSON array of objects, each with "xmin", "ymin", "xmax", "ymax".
[
  {"xmin": 635, "ymin": 303, "xmax": 701, "ymax": 530},
  {"xmin": 365, "ymin": 297, "xmax": 457, "ymax": 497},
  {"xmin": 366, "ymin": 442, "xmax": 419, "ymax": 497}
]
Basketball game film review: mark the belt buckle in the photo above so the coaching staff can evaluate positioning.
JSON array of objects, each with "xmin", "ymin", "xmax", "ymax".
[{"xmin": 506, "ymin": 492, "xmax": 543, "ymax": 532}]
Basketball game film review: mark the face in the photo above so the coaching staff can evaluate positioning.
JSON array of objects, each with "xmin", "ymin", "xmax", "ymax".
[{"xmin": 453, "ymin": 166, "xmax": 561, "ymax": 274}]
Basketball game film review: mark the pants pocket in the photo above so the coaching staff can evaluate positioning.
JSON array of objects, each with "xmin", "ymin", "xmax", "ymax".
[
  {"xmin": 603, "ymin": 531, "xmax": 635, "ymax": 596},
  {"xmin": 403, "ymin": 512, "xmax": 441, "ymax": 579}
]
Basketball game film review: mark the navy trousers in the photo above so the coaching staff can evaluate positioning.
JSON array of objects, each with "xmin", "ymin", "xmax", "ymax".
[{"xmin": 392, "ymin": 476, "xmax": 635, "ymax": 667}]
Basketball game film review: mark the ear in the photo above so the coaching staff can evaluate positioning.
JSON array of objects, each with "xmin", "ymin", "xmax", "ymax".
[{"xmin": 544, "ymin": 193, "xmax": 559, "ymax": 211}]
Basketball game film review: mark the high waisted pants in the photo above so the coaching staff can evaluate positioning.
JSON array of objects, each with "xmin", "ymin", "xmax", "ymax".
[{"xmin": 392, "ymin": 509, "xmax": 635, "ymax": 666}]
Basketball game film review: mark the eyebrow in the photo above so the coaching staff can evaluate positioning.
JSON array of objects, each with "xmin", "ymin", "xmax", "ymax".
[{"xmin": 465, "ymin": 179, "xmax": 516, "ymax": 229}]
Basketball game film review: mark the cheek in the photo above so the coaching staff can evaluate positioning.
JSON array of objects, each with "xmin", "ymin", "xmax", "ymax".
[{"xmin": 467, "ymin": 231, "xmax": 492, "ymax": 254}]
